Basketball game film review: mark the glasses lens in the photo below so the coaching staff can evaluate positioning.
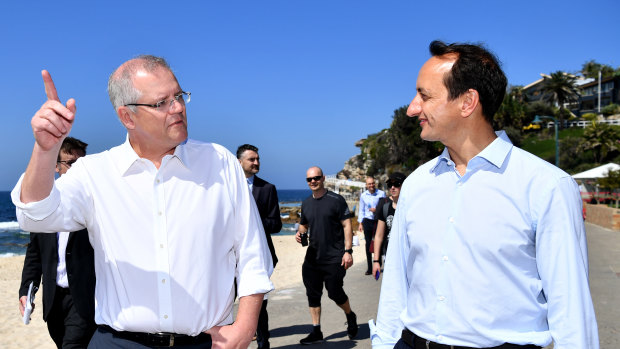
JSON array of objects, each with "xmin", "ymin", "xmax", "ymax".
[
  {"xmin": 306, "ymin": 176, "xmax": 321, "ymax": 183},
  {"xmin": 388, "ymin": 181, "xmax": 401, "ymax": 188}
]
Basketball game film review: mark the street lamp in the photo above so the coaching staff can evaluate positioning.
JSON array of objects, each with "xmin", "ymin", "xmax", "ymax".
[{"xmin": 532, "ymin": 115, "xmax": 559, "ymax": 167}]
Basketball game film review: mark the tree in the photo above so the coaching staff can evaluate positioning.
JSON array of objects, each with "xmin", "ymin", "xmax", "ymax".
[
  {"xmin": 578, "ymin": 122, "xmax": 620, "ymax": 163},
  {"xmin": 494, "ymin": 86, "xmax": 526, "ymax": 146},
  {"xmin": 597, "ymin": 169, "xmax": 620, "ymax": 190},
  {"xmin": 541, "ymin": 71, "xmax": 579, "ymax": 129},
  {"xmin": 581, "ymin": 60, "xmax": 615, "ymax": 79}
]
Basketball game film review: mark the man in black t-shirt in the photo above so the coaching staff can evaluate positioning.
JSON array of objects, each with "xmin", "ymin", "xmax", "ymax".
[{"xmin": 295, "ymin": 166, "xmax": 358, "ymax": 344}]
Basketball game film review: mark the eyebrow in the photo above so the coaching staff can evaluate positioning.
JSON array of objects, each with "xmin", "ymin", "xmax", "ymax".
[{"xmin": 417, "ymin": 87, "xmax": 431, "ymax": 94}]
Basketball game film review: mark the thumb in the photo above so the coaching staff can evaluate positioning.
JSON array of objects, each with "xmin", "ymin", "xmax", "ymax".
[{"xmin": 66, "ymin": 98, "xmax": 77, "ymax": 116}]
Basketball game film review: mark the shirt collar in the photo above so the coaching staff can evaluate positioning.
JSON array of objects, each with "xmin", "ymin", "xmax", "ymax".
[
  {"xmin": 116, "ymin": 135, "xmax": 190, "ymax": 175},
  {"xmin": 431, "ymin": 130, "xmax": 513, "ymax": 172},
  {"xmin": 247, "ymin": 175, "xmax": 255, "ymax": 185}
]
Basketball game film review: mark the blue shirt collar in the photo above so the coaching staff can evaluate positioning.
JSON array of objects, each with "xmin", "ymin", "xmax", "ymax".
[{"xmin": 431, "ymin": 130, "xmax": 513, "ymax": 173}]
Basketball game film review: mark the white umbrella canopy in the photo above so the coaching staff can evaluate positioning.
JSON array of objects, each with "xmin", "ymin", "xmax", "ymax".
[{"xmin": 572, "ymin": 163, "xmax": 620, "ymax": 179}]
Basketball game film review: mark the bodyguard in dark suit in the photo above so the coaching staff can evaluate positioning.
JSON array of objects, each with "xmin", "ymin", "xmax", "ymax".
[
  {"xmin": 237, "ymin": 144, "xmax": 282, "ymax": 349},
  {"xmin": 18, "ymin": 137, "xmax": 96, "ymax": 349}
]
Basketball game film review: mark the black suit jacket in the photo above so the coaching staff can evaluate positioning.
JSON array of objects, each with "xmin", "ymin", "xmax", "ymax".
[
  {"xmin": 252, "ymin": 176, "xmax": 282, "ymax": 267},
  {"xmin": 19, "ymin": 229, "xmax": 95, "ymax": 322}
]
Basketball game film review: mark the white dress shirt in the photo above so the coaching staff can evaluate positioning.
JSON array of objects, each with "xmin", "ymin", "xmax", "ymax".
[
  {"xmin": 371, "ymin": 131, "xmax": 598, "ymax": 349},
  {"xmin": 55, "ymin": 231, "xmax": 70, "ymax": 288},
  {"xmin": 12, "ymin": 137, "xmax": 274, "ymax": 336}
]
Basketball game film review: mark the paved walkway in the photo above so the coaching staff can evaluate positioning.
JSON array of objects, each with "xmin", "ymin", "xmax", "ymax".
[{"xmin": 244, "ymin": 222, "xmax": 619, "ymax": 348}]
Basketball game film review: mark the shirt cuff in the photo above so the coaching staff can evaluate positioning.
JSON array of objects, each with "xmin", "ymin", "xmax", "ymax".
[{"xmin": 11, "ymin": 173, "xmax": 61, "ymax": 221}]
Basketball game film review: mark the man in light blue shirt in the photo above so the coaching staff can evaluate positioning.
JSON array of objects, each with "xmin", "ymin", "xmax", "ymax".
[
  {"xmin": 357, "ymin": 176, "xmax": 386, "ymax": 275},
  {"xmin": 371, "ymin": 41, "xmax": 599, "ymax": 349}
]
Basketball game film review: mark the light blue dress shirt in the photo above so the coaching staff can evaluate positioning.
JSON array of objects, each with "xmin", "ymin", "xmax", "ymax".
[
  {"xmin": 371, "ymin": 131, "xmax": 598, "ymax": 349},
  {"xmin": 358, "ymin": 189, "xmax": 386, "ymax": 222}
]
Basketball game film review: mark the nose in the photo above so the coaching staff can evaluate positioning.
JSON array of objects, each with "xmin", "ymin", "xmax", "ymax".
[
  {"xmin": 168, "ymin": 98, "xmax": 184, "ymax": 114},
  {"xmin": 407, "ymin": 94, "xmax": 422, "ymax": 117}
]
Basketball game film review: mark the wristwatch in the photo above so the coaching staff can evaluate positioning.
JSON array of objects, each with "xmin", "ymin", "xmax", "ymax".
[{"xmin": 344, "ymin": 248, "xmax": 353, "ymax": 254}]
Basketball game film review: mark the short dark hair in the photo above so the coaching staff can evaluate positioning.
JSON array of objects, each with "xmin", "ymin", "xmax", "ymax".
[
  {"xmin": 429, "ymin": 40, "xmax": 507, "ymax": 123},
  {"xmin": 236, "ymin": 144, "xmax": 258, "ymax": 159},
  {"xmin": 58, "ymin": 137, "xmax": 88, "ymax": 161}
]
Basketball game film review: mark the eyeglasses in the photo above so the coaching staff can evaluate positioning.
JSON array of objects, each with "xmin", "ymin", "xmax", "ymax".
[
  {"xmin": 386, "ymin": 181, "xmax": 402, "ymax": 188},
  {"xmin": 306, "ymin": 176, "xmax": 323, "ymax": 183},
  {"xmin": 57, "ymin": 159, "xmax": 77, "ymax": 168},
  {"xmin": 125, "ymin": 91, "xmax": 191, "ymax": 113}
]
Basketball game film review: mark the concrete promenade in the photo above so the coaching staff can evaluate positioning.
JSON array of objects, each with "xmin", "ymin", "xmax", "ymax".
[{"xmin": 243, "ymin": 222, "xmax": 619, "ymax": 348}]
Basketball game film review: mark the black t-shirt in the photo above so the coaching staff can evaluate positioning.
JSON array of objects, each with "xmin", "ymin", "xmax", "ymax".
[
  {"xmin": 376, "ymin": 199, "xmax": 396, "ymax": 241},
  {"xmin": 300, "ymin": 191, "xmax": 353, "ymax": 264}
]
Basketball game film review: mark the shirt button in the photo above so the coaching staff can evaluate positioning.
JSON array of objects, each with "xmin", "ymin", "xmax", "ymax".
[
  {"xmin": 449, "ymin": 217, "xmax": 454, "ymax": 223},
  {"xmin": 438, "ymin": 295, "xmax": 446, "ymax": 301},
  {"xmin": 163, "ymin": 315, "xmax": 168, "ymax": 319},
  {"xmin": 160, "ymin": 244, "xmax": 164, "ymax": 248},
  {"xmin": 156, "ymin": 179, "xmax": 160, "ymax": 183},
  {"xmin": 443, "ymin": 256, "xmax": 449, "ymax": 261},
  {"xmin": 158, "ymin": 211, "xmax": 163, "ymax": 216},
  {"xmin": 162, "ymin": 279, "xmax": 166, "ymax": 284}
]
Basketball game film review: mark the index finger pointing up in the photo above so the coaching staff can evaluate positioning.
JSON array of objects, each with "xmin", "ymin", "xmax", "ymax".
[{"xmin": 41, "ymin": 70, "xmax": 60, "ymax": 102}]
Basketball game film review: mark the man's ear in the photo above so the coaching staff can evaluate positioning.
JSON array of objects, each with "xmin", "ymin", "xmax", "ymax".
[
  {"xmin": 460, "ymin": 89, "xmax": 479, "ymax": 118},
  {"xmin": 117, "ymin": 106, "xmax": 135, "ymax": 129}
]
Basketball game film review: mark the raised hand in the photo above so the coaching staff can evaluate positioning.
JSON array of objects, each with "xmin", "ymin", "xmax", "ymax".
[{"xmin": 31, "ymin": 70, "xmax": 76, "ymax": 151}]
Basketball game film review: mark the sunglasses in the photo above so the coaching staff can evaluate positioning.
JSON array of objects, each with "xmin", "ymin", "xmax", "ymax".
[
  {"xmin": 306, "ymin": 176, "xmax": 323, "ymax": 183},
  {"xmin": 386, "ymin": 181, "xmax": 402, "ymax": 188}
]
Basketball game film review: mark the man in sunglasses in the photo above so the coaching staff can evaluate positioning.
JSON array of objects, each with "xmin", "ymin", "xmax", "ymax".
[
  {"xmin": 295, "ymin": 166, "xmax": 358, "ymax": 344},
  {"xmin": 12, "ymin": 55, "xmax": 273, "ymax": 348},
  {"xmin": 371, "ymin": 172, "xmax": 405, "ymax": 279},
  {"xmin": 19, "ymin": 137, "xmax": 96, "ymax": 348},
  {"xmin": 372, "ymin": 41, "xmax": 598, "ymax": 349}
]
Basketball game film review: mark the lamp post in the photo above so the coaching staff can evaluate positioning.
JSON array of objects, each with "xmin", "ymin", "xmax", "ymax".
[{"xmin": 532, "ymin": 115, "xmax": 559, "ymax": 167}]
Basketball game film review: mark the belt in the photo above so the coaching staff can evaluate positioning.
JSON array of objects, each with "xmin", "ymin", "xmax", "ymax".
[
  {"xmin": 401, "ymin": 329, "xmax": 541, "ymax": 349},
  {"xmin": 101, "ymin": 325, "xmax": 212, "ymax": 347}
]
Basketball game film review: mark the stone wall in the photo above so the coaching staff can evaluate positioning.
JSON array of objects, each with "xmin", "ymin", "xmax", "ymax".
[{"xmin": 585, "ymin": 203, "xmax": 620, "ymax": 231}]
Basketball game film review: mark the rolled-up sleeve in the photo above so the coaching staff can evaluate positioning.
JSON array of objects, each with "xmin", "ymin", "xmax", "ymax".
[{"xmin": 228, "ymin": 155, "xmax": 274, "ymax": 298}]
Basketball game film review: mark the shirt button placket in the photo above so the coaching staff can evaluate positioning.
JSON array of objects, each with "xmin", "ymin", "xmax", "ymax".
[{"xmin": 154, "ymin": 173, "xmax": 173, "ymax": 331}]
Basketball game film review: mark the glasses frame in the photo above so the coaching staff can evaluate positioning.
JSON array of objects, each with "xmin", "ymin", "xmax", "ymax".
[
  {"xmin": 386, "ymin": 181, "xmax": 402, "ymax": 188},
  {"xmin": 57, "ymin": 159, "xmax": 77, "ymax": 168},
  {"xmin": 306, "ymin": 176, "xmax": 323, "ymax": 183},
  {"xmin": 125, "ymin": 91, "xmax": 191, "ymax": 112}
]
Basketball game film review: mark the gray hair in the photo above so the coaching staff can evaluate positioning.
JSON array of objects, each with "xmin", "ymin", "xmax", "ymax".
[{"xmin": 107, "ymin": 55, "xmax": 172, "ymax": 112}]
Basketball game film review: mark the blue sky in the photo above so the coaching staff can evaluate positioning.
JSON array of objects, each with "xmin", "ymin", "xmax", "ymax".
[{"xmin": 1, "ymin": 1, "xmax": 619, "ymax": 190}]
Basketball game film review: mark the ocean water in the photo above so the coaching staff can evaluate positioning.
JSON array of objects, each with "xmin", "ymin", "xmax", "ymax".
[{"xmin": 0, "ymin": 189, "xmax": 310, "ymax": 256}]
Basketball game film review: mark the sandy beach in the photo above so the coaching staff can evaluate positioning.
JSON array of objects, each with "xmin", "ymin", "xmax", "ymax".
[{"xmin": 0, "ymin": 232, "xmax": 367, "ymax": 349}]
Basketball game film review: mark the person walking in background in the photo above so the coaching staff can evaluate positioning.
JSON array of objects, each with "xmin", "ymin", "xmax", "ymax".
[
  {"xmin": 295, "ymin": 166, "xmax": 358, "ymax": 344},
  {"xmin": 372, "ymin": 40, "xmax": 599, "ymax": 349},
  {"xmin": 371, "ymin": 172, "xmax": 405, "ymax": 280},
  {"xmin": 357, "ymin": 176, "xmax": 385, "ymax": 275},
  {"xmin": 19, "ymin": 137, "xmax": 96, "ymax": 349},
  {"xmin": 237, "ymin": 144, "xmax": 282, "ymax": 349},
  {"xmin": 12, "ymin": 55, "xmax": 273, "ymax": 348}
]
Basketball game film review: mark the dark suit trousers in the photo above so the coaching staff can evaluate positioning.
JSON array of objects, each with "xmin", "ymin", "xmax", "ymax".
[
  {"xmin": 362, "ymin": 219, "xmax": 377, "ymax": 273},
  {"xmin": 47, "ymin": 286, "xmax": 96, "ymax": 349},
  {"xmin": 255, "ymin": 299, "xmax": 270, "ymax": 348}
]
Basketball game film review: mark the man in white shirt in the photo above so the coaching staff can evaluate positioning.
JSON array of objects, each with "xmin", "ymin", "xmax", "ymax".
[
  {"xmin": 357, "ymin": 176, "xmax": 385, "ymax": 275},
  {"xmin": 371, "ymin": 41, "xmax": 598, "ymax": 349},
  {"xmin": 12, "ymin": 55, "xmax": 273, "ymax": 348}
]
